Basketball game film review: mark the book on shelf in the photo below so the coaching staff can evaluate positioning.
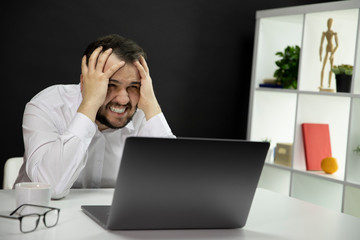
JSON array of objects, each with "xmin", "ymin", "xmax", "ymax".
[
  {"xmin": 301, "ymin": 123, "xmax": 332, "ymax": 171},
  {"xmin": 259, "ymin": 83, "xmax": 283, "ymax": 88},
  {"xmin": 259, "ymin": 78, "xmax": 283, "ymax": 88}
]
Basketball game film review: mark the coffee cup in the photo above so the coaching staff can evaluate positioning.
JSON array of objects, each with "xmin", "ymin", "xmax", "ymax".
[{"xmin": 15, "ymin": 182, "xmax": 51, "ymax": 214}]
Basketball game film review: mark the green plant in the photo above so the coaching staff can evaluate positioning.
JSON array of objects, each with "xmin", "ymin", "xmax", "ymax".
[
  {"xmin": 354, "ymin": 145, "xmax": 360, "ymax": 154},
  {"xmin": 331, "ymin": 64, "xmax": 353, "ymax": 75},
  {"xmin": 274, "ymin": 45, "xmax": 300, "ymax": 89}
]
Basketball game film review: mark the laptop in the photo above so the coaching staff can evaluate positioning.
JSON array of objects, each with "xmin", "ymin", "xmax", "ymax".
[{"xmin": 81, "ymin": 136, "xmax": 269, "ymax": 230}]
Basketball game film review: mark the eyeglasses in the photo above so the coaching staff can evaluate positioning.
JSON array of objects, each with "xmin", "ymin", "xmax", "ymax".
[{"xmin": 0, "ymin": 204, "xmax": 60, "ymax": 233}]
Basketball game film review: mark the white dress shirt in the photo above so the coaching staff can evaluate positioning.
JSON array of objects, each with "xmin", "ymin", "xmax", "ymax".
[{"xmin": 15, "ymin": 84, "xmax": 174, "ymax": 199}]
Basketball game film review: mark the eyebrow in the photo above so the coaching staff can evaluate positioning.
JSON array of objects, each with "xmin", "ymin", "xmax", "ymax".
[{"xmin": 109, "ymin": 79, "xmax": 141, "ymax": 85}]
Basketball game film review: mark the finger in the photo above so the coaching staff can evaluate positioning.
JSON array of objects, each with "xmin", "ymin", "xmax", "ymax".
[
  {"xmin": 81, "ymin": 55, "xmax": 88, "ymax": 75},
  {"xmin": 88, "ymin": 46, "xmax": 103, "ymax": 71},
  {"xmin": 96, "ymin": 48, "xmax": 113, "ymax": 72},
  {"xmin": 134, "ymin": 61, "xmax": 147, "ymax": 79},
  {"xmin": 105, "ymin": 61, "xmax": 126, "ymax": 78},
  {"xmin": 139, "ymin": 56, "xmax": 149, "ymax": 73}
]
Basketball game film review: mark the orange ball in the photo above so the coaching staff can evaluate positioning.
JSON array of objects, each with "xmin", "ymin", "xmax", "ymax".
[{"xmin": 321, "ymin": 157, "xmax": 338, "ymax": 174}]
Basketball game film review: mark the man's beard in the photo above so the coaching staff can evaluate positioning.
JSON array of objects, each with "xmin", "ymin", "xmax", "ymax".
[{"xmin": 96, "ymin": 104, "xmax": 137, "ymax": 130}]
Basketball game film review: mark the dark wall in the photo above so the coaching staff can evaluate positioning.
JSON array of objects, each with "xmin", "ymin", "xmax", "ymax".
[{"xmin": 1, "ymin": 0, "xmax": 334, "ymax": 188}]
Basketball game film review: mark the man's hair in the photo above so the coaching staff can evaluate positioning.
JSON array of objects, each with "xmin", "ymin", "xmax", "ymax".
[{"xmin": 83, "ymin": 34, "xmax": 146, "ymax": 64}]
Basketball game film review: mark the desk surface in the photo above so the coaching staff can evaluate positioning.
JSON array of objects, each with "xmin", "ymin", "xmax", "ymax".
[{"xmin": 0, "ymin": 188, "xmax": 359, "ymax": 240}]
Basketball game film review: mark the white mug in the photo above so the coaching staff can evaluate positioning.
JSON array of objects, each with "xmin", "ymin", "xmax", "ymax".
[{"xmin": 15, "ymin": 182, "xmax": 51, "ymax": 214}]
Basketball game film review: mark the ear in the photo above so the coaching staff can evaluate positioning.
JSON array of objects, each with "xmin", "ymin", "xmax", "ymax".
[{"xmin": 80, "ymin": 74, "xmax": 83, "ymax": 92}]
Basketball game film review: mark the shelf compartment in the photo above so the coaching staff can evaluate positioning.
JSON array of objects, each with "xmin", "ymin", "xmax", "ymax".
[
  {"xmin": 291, "ymin": 172, "xmax": 343, "ymax": 212},
  {"xmin": 343, "ymin": 185, "xmax": 360, "ymax": 218},
  {"xmin": 346, "ymin": 97, "xmax": 360, "ymax": 184},
  {"xmin": 293, "ymin": 93, "xmax": 351, "ymax": 180},
  {"xmin": 258, "ymin": 164, "xmax": 291, "ymax": 195},
  {"xmin": 299, "ymin": 9, "xmax": 359, "ymax": 92},
  {"xmin": 249, "ymin": 91, "xmax": 297, "ymax": 161},
  {"xmin": 254, "ymin": 14, "xmax": 303, "ymax": 88}
]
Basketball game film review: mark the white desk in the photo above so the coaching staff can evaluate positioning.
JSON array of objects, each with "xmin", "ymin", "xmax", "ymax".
[{"xmin": 0, "ymin": 188, "xmax": 359, "ymax": 240}]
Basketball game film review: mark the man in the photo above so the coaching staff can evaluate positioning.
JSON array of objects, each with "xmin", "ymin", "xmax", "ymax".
[{"xmin": 15, "ymin": 34, "xmax": 175, "ymax": 199}]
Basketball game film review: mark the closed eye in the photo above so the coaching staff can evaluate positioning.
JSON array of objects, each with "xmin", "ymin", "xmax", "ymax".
[
  {"xmin": 127, "ymin": 85, "xmax": 140, "ymax": 92},
  {"xmin": 108, "ymin": 83, "xmax": 116, "ymax": 87},
  {"xmin": 128, "ymin": 81, "xmax": 141, "ymax": 90}
]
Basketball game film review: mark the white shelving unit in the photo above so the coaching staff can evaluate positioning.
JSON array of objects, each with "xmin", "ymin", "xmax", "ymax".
[{"xmin": 248, "ymin": 1, "xmax": 360, "ymax": 218}]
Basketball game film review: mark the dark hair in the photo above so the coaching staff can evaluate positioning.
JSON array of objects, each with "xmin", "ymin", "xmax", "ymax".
[{"xmin": 83, "ymin": 34, "xmax": 146, "ymax": 64}]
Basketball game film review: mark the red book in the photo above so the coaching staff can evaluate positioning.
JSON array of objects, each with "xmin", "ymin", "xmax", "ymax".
[{"xmin": 301, "ymin": 123, "xmax": 332, "ymax": 171}]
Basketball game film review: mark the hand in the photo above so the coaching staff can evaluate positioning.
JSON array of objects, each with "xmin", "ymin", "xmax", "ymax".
[
  {"xmin": 78, "ymin": 46, "xmax": 125, "ymax": 122},
  {"xmin": 134, "ymin": 56, "xmax": 161, "ymax": 120}
]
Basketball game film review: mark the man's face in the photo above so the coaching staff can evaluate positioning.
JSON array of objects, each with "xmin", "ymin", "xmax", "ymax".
[{"xmin": 96, "ymin": 54, "xmax": 141, "ymax": 130}]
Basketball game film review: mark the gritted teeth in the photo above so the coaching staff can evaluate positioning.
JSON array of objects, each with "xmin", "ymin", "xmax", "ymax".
[{"xmin": 110, "ymin": 106, "xmax": 126, "ymax": 113}]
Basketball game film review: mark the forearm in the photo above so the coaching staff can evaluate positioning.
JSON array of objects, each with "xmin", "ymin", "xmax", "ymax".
[
  {"xmin": 77, "ymin": 101, "xmax": 99, "ymax": 123},
  {"xmin": 319, "ymin": 33, "xmax": 325, "ymax": 58},
  {"xmin": 23, "ymin": 111, "xmax": 96, "ymax": 198},
  {"xmin": 136, "ymin": 111, "xmax": 175, "ymax": 138},
  {"xmin": 26, "ymin": 134, "xmax": 88, "ymax": 198},
  {"xmin": 141, "ymin": 98, "xmax": 162, "ymax": 121}
]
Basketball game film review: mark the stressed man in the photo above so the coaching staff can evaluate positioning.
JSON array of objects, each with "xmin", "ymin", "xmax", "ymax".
[{"xmin": 15, "ymin": 34, "xmax": 175, "ymax": 198}]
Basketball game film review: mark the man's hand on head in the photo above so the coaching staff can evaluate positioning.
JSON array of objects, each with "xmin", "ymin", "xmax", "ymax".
[
  {"xmin": 134, "ymin": 56, "xmax": 162, "ymax": 120},
  {"xmin": 78, "ymin": 46, "xmax": 125, "ymax": 122}
]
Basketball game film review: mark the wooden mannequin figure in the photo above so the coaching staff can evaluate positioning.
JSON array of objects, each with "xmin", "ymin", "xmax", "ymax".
[{"xmin": 319, "ymin": 18, "xmax": 338, "ymax": 92}]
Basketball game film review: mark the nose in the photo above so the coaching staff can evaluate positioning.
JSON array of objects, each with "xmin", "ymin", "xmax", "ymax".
[{"xmin": 113, "ymin": 88, "xmax": 130, "ymax": 105}]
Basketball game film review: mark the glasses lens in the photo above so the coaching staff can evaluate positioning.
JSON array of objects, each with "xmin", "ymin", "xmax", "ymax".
[
  {"xmin": 44, "ymin": 210, "xmax": 59, "ymax": 227},
  {"xmin": 21, "ymin": 215, "xmax": 39, "ymax": 233}
]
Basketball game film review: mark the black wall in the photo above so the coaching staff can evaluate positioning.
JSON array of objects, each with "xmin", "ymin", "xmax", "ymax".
[{"xmin": 1, "ymin": 0, "xmax": 334, "ymax": 188}]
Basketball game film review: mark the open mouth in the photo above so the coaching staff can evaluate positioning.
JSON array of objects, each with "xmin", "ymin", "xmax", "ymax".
[{"xmin": 110, "ymin": 106, "xmax": 127, "ymax": 114}]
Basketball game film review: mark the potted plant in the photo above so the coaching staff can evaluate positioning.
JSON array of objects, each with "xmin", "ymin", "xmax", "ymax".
[
  {"xmin": 331, "ymin": 64, "xmax": 353, "ymax": 93},
  {"xmin": 273, "ymin": 45, "xmax": 300, "ymax": 89}
]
